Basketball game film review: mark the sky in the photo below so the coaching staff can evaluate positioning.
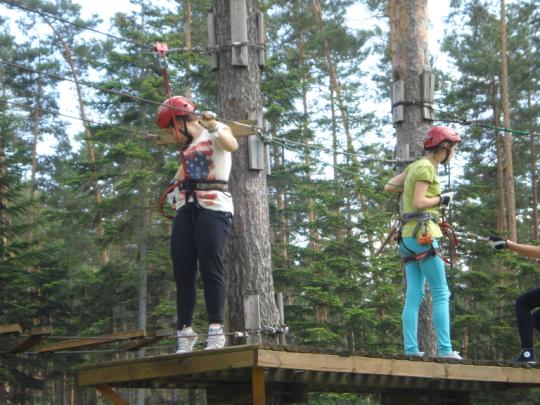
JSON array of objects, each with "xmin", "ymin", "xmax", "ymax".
[{"xmin": 3, "ymin": 0, "xmax": 454, "ymax": 155}]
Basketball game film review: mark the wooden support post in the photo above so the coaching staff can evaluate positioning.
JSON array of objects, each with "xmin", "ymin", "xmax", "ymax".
[
  {"xmin": 248, "ymin": 112, "xmax": 265, "ymax": 170},
  {"xmin": 256, "ymin": 11, "xmax": 265, "ymax": 67},
  {"xmin": 276, "ymin": 292, "xmax": 286, "ymax": 345},
  {"xmin": 421, "ymin": 71, "xmax": 435, "ymax": 121},
  {"xmin": 96, "ymin": 384, "xmax": 129, "ymax": 405},
  {"xmin": 230, "ymin": 0, "xmax": 248, "ymax": 66},
  {"xmin": 244, "ymin": 294, "xmax": 261, "ymax": 344},
  {"xmin": 207, "ymin": 10, "xmax": 218, "ymax": 70},
  {"xmin": 252, "ymin": 367, "xmax": 266, "ymax": 405},
  {"xmin": 391, "ymin": 80, "xmax": 404, "ymax": 124}
]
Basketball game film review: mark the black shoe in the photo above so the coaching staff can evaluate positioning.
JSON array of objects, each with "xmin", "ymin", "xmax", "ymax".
[{"xmin": 514, "ymin": 348, "xmax": 536, "ymax": 364}]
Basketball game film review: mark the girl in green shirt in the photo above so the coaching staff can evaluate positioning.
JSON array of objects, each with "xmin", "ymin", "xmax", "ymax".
[{"xmin": 385, "ymin": 126, "xmax": 461, "ymax": 359}]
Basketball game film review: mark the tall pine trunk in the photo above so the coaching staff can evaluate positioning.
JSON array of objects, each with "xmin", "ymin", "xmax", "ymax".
[
  {"xmin": 183, "ymin": 0, "xmax": 192, "ymax": 99},
  {"xmin": 388, "ymin": 0, "xmax": 436, "ymax": 355},
  {"xmin": 213, "ymin": 0, "xmax": 281, "ymax": 339},
  {"xmin": 528, "ymin": 90, "xmax": 538, "ymax": 239},
  {"xmin": 298, "ymin": 32, "xmax": 320, "ymax": 252},
  {"xmin": 46, "ymin": 21, "xmax": 109, "ymax": 266},
  {"xmin": 311, "ymin": 0, "xmax": 374, "ymax": 254},
  {"xmin": 28, "ymin": 73, "xmax": 42, "ymax": 242},
  {"xmin": 499, "ymin": 0, "xmax": 516, "ymax": 241}
]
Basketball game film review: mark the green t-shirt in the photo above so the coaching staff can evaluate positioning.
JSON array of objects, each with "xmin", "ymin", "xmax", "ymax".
[{"xmin": 401, "ymin": 158, "xmax": 443, "ymax": 238}]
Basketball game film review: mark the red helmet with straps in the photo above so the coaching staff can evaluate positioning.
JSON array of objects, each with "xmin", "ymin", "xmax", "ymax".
[
  {"xmin": 423, "ymin": 126, "xmax": 461, "ymax": 149},
  {"xmin": 156, "ymin": 96, "xmax": 196, "ymax": 129}
]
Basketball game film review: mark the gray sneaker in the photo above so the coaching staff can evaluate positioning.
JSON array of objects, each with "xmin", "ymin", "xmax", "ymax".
[
  {"xmin": 204, "ymin": 325, "xmax": 226, "ymax": 350},
  {"xmin": 176, "ymin": 327, "xmax": 198, "ymax": 353}
]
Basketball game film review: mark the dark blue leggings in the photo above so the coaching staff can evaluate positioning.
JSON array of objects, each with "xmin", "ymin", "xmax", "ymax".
[
  {"xmin": 170, "ymin": 204, "xmax": 232, "ymax": 329},
  {"xmin": 515, "ymin": 286, "xmax": 540, "ymax": 348}
]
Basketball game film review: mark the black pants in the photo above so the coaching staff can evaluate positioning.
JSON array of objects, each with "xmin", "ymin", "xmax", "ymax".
[
  {"xmin": 170, "ymin": 204, "xmax": 232, "ymax": 329},
  {"xmin": 515, "ymin": 286, "xmax": 540, "ymax": 348}
]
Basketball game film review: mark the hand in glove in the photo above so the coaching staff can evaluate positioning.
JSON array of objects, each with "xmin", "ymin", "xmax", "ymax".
[
  {"xmin": 488, "ymin": 236, "xmax": 508, "ymax": 250},
  {"xmin": 438, "ymin": 191, "xmax": 455, "ymax": 207},
  {"xmin": 199, "ymin": 111, "xmax": 218, "ymax": 132}
]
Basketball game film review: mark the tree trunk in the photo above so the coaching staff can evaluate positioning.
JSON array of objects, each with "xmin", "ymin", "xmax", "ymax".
[
  {"xmin": 492, "ymin": 86, "xmax": 507, "ymax": 234},
  {"xmin": 297, "ymin": 27, "xmax": 320, "ymax": 252},
  {"xmin": 528, "ymin": 90, "xmax": 538, "ymax": 240},
  {"xmin": 272, "ymin": 140, "xmax": 290, "ymax": 267},
  {"xmin": 28, "ymin": 74, "xmax": 42, "ymax": 242},
  {"xmin": 46, "ymin": 21, "xmax": 109, "ymax": 265},
  {"xmin": 499, "ymin": 0, "xmax": 516, "ymax": 241},
  {"xmin": 184, "ymin": 0, "xmax": 192, "ymax": 99},
  {"xmin": 213, "ymin": 0, "xmax": 281, "ymax": 339},
  {"xmin": 311, "ymin": 0, "xmax": 375, "ymax": 254},
  {"xmin": 388, "ymin": 0, "xmax": 436, "ymax": 355},
  {"xmin": 330, "ymin": 86, "xmax": 342, "ymax": 241},
  {"xmin": 0, "ymin": 110, "xmax": 8, "ymax": 250}
]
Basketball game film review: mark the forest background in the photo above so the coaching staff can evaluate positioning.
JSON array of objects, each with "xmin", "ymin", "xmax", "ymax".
[{"xmin": 1, "ymin": 0, "xmax": 539, "ymax": 404}]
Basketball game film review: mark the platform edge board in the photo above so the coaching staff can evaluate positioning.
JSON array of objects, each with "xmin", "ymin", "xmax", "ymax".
[
  {"xmin": 256, "ymin": 349, "xmax": 540, "ymax": 385},
  {"xmin": 76, "ymin": 346, "xmax": 258, "ymax": 386}
]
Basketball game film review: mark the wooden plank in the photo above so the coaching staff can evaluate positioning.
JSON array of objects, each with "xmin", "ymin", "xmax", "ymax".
[
  {"xmin": 96, "ymin": 384, "xmax": 129, "ymax": 405},
  {"xmin": 207, "ymin": 11, "xmax": 218, "ymax": 69},
  {"xmin": 77, "ymin": 346, "xmax": 258, "ymax": 387},
  {"xmin": 230, "ymin": 0, "xmax": 248, "ymax": 66},
  {"xmin": 244, "ymin": 295, "xmax": 261, "ymax": 344},
  {"xmin": 252, "ymin": 367, "xmax": 266, "ymax": 405},
  {"xmin": 0, "ymin": 323, "xmax": 22, "ymax": 335},
  {"xmin": 155, "ymin": 120, "xmax": 258, "ymax": 145},
  {"xmin": 35, "ymin": 329, "xmax": 146, "ymax": 353},
  {"xmin": 8, "ymin": 326, "xmax": 52, "ymax": 353},
  {"xmin": 256, "ymin": 349, "xmax": 540, "ymax": 385},
  {"xmin": 123, "ymin": 329, "xmax": 173, "ymax": 351}
]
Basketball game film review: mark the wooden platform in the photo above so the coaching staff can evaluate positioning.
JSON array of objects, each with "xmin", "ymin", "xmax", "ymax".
[{"xmin": 75, "ymin": 345, "xmax": 540, "ymax": 404}]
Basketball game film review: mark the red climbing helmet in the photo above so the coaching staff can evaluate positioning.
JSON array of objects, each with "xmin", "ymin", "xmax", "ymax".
[
  {"xmin": 156, "ymin": 96, "xmax": 196, "ymax": 129},
  {"xmin": 423, "ymin": 126, "xmax": 461, "ymax": 149}
]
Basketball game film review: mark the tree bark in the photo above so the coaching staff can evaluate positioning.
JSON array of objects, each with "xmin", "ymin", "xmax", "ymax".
[
  {"xmin": 499, "ymin": 0, "xmax": 516, "ymax": 241},
  {"xmin": 213, "ymin": 0, "xmax": 281, "ymax": 339},
  {"xmin": 388, "ymin": 0, "xmax": 436, "ymax": 355}
]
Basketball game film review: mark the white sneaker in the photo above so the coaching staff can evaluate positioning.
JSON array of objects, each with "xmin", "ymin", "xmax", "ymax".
[
  {"xmin": 438, "ymin": 351, "xmax": 462, "ymax": 360},
  {"xmin": 176, "ymin": 327, "xmax": 198, "ymax": 353},
  {"xmin": 204, "ymin": 325, "xmax": 226, "ymax": 350},
  {"xmin": 409, "ymin": 351, "xmax": 425, "ymax": 357}
]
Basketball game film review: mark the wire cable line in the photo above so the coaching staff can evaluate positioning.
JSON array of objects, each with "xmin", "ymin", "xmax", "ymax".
[
  {"xmin": 1, "ymin": 60, "xmax": 166, "ymax": 110},
  {"xmin": 3, "ymin": 99, "xmax": 159, "ymax": 140},
  {"xmin": 1, "ymin": 0, "xmax": 211, "ymax": 55},
  {"xmin": 1, "ymin": 0, "xmax": 148, "ymax": 49},
  {"xmin": 1, "ymin": 60, "xmax": 263, "ymax": 133}
]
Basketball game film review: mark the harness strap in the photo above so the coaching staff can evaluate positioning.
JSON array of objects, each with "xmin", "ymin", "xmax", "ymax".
[
  {"xmin": 402, "ymin": 246, "xmax": 443, "ymax": 264},
  {"xmin": 158, "ymin": 179, "xmax": 229, "ymax": 220},
  {"xmin": 177, "ymin": 179, "xmax": 228, "ymax": 192}
]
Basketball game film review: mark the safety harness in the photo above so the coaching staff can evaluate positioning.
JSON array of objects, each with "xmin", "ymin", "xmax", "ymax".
[
  {"xmin": 398, "ymin": 209, "xmax": 458, "ymax": 265},
  {"xmin": 159, "ymin": 179, "xmax": 229, "ymax": 219},
  {"xmin": 376, "ymin": 209, "xmax": 458, "ymax": 265}
]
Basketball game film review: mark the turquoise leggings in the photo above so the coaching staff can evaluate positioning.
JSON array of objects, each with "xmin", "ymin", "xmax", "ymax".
[{"xmin": 399, "ymin": 237, "xmax": 453, "ymax": 355}]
